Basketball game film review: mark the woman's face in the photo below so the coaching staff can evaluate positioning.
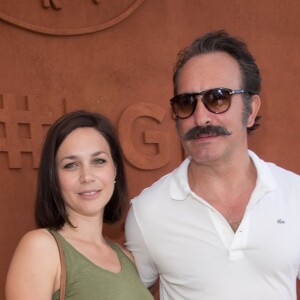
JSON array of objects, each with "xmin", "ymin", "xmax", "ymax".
[{"xmin": 55, "ymin": 127, "xmax": 116, "ymax": 220}]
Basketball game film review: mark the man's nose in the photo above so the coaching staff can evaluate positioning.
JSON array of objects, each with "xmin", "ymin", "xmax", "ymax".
[{"xmin": 192, "ymin": 97, "xmax": 212, "ymax": 126}]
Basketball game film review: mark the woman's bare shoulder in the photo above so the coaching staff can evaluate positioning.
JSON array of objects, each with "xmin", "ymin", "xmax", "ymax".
[
  {"xmin": 17, "ymin": 228, "xmax": 57, "ymax": 251},
  {"xmin": 8, "ymin": 228, "xmax": 60, "ymax": 274},
  {"xmin": 6, "ymin": 229, "xmax": 60, "ymax": 299}
]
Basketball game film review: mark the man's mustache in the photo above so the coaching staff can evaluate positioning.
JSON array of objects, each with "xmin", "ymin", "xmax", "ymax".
[{"xmin": 183, "ymin": 125, "xmax": 232, "ymax": 141}]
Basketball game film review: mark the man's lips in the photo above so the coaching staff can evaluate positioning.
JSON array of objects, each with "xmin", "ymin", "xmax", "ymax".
[{"xmin": 194, "ymin": 133, "xmax": 217, "ymax": 138}]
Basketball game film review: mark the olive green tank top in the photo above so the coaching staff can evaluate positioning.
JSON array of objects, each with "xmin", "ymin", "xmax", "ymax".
[{"xmin": 49, "ymin": 230, "xmax": 153, "ymax": 300}]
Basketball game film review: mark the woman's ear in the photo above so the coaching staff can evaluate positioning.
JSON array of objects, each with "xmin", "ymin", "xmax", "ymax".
[{"xmin": 247, "ymin": 95, "xmax": 261, "ymax": 128}]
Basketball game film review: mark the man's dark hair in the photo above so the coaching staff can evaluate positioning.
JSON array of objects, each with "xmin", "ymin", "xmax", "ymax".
[
  {"xmin": 35, "ymin": 110, "xmax": 128, "ymax": 230},
  {"xmin": 173, "ymin": 30, "xmax": 261, "ymax": 132}
]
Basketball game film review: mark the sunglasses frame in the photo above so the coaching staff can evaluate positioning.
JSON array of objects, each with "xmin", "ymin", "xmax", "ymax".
[{"xmin": 170, "ymin": 87, "xmax": 250, "ymax": 119}]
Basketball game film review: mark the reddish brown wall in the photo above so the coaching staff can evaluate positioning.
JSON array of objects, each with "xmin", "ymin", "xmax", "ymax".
[{"xmin": 0, "ymin": 1, "xmax": 299, "ymax": 299}]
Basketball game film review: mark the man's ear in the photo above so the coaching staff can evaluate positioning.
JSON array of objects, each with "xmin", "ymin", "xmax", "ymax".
[{"xmin": 247, "ymin": 95, "xmax": 261, "ymax": 128}]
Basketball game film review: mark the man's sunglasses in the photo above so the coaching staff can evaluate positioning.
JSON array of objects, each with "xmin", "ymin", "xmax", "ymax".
[{"xmin": 170, "ymin": 87, "xmax": 251, "ymax": 119}]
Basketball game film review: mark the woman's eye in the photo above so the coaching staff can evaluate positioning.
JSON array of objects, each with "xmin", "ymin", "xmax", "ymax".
[
  {"xmin": 63, "ymin": 162, "xmax": 77, "ymax": 169},
  {"xmin": 93, "ymin": 158, "xmax": 106, "ymax": 165}
]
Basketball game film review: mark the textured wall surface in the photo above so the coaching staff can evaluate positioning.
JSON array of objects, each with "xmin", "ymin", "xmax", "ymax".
[{"xmin": 0, "ymin": 1, "xmax": 299, "ymax": 299}]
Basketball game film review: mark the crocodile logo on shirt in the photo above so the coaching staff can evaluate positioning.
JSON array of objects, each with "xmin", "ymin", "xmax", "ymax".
[{"xmin": 277, "ymin": 219, "xmax": 285, "ymax": 224}]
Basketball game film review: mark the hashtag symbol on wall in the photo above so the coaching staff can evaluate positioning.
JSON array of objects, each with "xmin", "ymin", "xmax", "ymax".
[{"xmin": 0, "ymin": 94, "xmax": 59, "ymax": 169}]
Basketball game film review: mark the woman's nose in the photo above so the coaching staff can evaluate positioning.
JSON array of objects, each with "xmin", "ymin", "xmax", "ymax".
[{"xmin": 79, "ymin": 166, "xmax": 95, "ymax": 183}]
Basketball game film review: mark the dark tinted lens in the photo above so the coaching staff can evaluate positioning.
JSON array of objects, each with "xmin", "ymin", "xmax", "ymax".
[
  {"xmin": 172, "ymin": 94, "xmax": 196, "ymax": 118},
  {"xmin": 203, "ymin": 89, "xmax": 231, "ymax": 113}
]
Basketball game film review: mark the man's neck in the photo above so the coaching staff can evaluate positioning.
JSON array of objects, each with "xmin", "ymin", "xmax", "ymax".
[{"xmin": 188, "ymin": 151, "xmax": 257, "ymax": 231}]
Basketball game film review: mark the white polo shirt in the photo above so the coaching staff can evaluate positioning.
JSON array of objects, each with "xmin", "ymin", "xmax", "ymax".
[{"xmin": 125, "ymin": 151, "xmax": 300, "ymax": 300}]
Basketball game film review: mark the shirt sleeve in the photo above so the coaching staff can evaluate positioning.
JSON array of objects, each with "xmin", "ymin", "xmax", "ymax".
[{"xmin": 125, "ymin": 204, "xmax": 158, "ymax": 287}]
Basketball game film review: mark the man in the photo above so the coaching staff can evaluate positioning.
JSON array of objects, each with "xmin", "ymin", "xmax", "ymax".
[{"xmin": 125, "ymin": 30, "xmax": 300, "ymax": 299}]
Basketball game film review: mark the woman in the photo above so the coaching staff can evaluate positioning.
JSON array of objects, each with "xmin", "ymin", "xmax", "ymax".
[{"xmin": 6, "ymin": 110, "xmax": 153, "ymax": 300}]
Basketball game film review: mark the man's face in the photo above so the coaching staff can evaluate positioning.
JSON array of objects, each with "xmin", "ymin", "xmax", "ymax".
[{"xmin": 175, "ymin": 51, "xmax": 257, "ymax": 165}]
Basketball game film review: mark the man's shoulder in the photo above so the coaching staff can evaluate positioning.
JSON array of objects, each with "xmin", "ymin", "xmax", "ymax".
[
  {"xmin": 250, "ymin": 150, "xmax": 300, "ymax": 183},
  {"xmin": 132, "ymin": 171, "xmax": 173, "ymax": 204},
  {"xmin": 131, "ymin": 157, "xmax": 190, "ymax": 206},
  {"xmin": 267, "ymin": 161, "xmax": 300, "ymax": 183}
]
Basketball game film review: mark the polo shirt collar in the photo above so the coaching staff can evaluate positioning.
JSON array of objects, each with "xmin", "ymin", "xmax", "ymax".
[
  {"xmin": 170, "ymin": 150, "xmax": 277, "ymax": 202},
  {"xmin": 247, "ymin": 150, "xmax": 277, "ymax": 209},
  {"xmin": 248, "ymin": 150, "xmax": 277, "ymax": 189},
  {"xmin": 170, "ymin": 157, "xmax": 191, "ymax": 201}
]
